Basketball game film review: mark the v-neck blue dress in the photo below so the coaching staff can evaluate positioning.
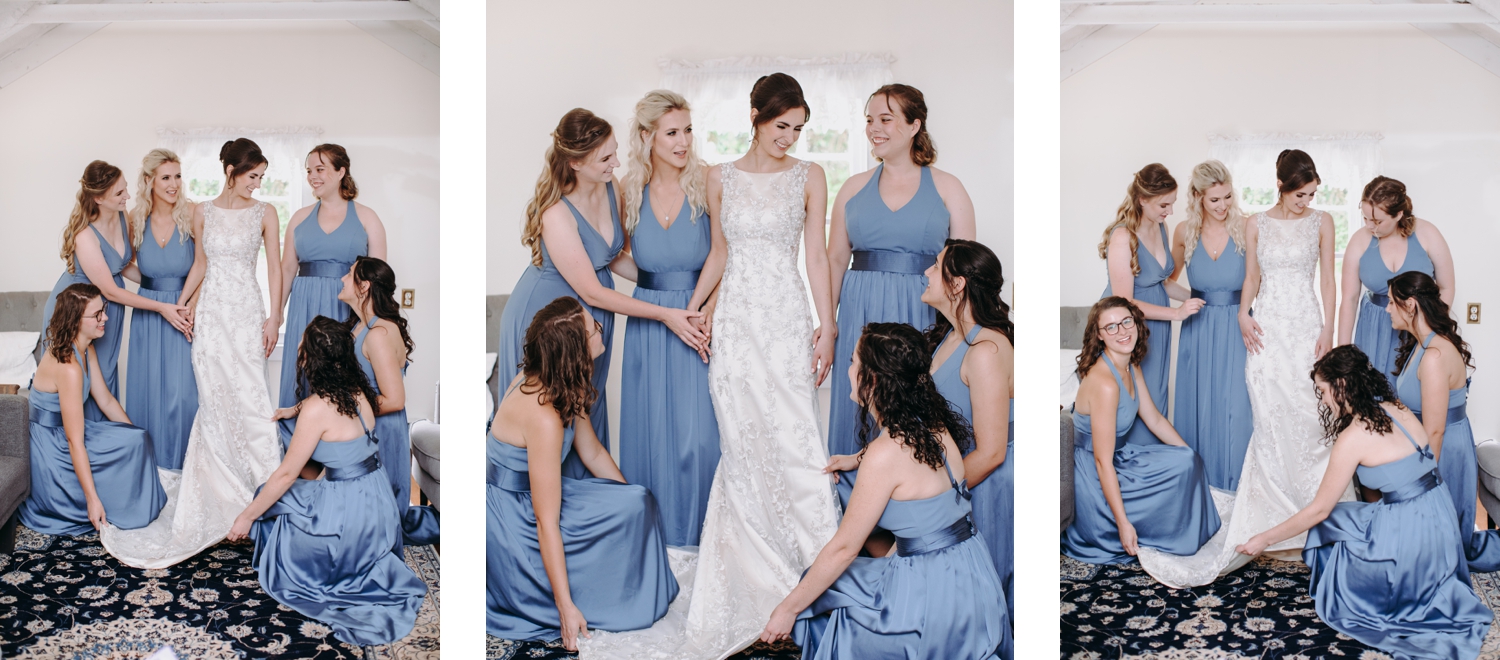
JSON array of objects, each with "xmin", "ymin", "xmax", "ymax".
[
  {"xmin": 42, "ymin": 216, "xmax": 133, "ymax": 421},
  {"xmin": 127, "ymin": 221, "xmax": 198, "ymax": 470},
  {"xmin": 1101, "ymin": 222, "xmax": 1173, "ymax": 446},
  {"xmin": 1173, "ymin": 239, "xmax": 1253, "ymax": 489},
  {"xmin": 1354, "ymin": 233, "xmax": 1433, "ymax": 389}
]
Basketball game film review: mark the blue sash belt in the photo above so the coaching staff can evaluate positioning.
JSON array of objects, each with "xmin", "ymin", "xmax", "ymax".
[
  {"xmin": 299, "ymin": 260, "xmax": 353, "ymax": 279},
  {"xmin": 140, "ymin": 276, "xmax": 186, "ymax": 292},
  {"xmin": 637, "ymin": 269, "xmax": 701, "ymax": 291},
  {"xmin": 29, "ymin": 407, "xmax": 63, "ymax": 427},
  {"xmin": 1191, "ymin": 289, "xmax": 1242, "ymax": 306},
  {"xmin": 1381, "ymin": 468, "xmax": 1442, "ymax": 504},
  {"xmin": 487, "ymin": 461, "xmax": 532, "ymax": 492},
  {"xmin": 1415, "ymin": 403, "xmax": 1468, "ymax": 427},
  {"xmin": 896, "ymin": 514, "xmax": 975, "ymax": 556},
  {"xmin": 1367, "ymin": 291, "xmax": 1389, "ymax": 307},
  {"xmin": 851, "ymin": 250, "xmax": 935, "ymax": 275},
  {"xmin": 1073, "ymin": 425, "xmax": 1131, "ymax": 455},
  {"xmin": 325, "ymin": 454, "xmax": 381, "ymax": 482}
]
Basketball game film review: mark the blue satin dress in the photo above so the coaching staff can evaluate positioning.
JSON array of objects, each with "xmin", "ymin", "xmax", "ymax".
[
  {"xmin": 1101, "ymin": 222, "xmax": 1173, "ymax": 446},
  {"xmin": 1354, "ymin": 233, "xmax": 1433, "ymax": 388},
  {"xmin": 496, "ymin": 184, "xmax": 624, "ymax": 479},
  {"xmin": 41, "ymin": 217, "xmax": 132, "ymax": 421},
  {"xmin": 799, "ymin": 456, "xmax": 1011, "ymax": 660},
  {"xmin": 1061, "ymin": 358, "xmax": 1220, "ymax": 564},
  {"xmin": 1173, "ymin": 240, "xmax": 1253, "ymax": 489},
  {"xmin": 829, "ymin": 164, "xmax": 948, "ymax": 457},
  {"xmin": 19, "ymin": 346, "xmax": 166, "ymax": 536},
  {"xmin": 618, "ymin": 189, "xmax": 720, "ymax": 546},
  {"xmin": 250, "ymin": 415, "xmax": 427, "ymax": 646},
  {"xmin": 351, "ymin": 319, "xmax": 440, "ymax": 551},
  {"xmin": 278, "ymin": 200, "xmax": 367, "ymax": 438},
  {"xmin": 933, "ymin": 325, "xmax": 1013, "ymax": 620},
  {"xmin": 126, "ymin": 222, "xmax": 197, "ymax": 470},
  {"xmin": 1302, "ymin": 416, "xmax": 1492, "ymax": 660},
  {"xmin": 486, "ymin": 423, "xmax": 678, "ymax": 639}
]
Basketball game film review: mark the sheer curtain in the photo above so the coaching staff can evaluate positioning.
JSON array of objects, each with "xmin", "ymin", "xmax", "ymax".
[{"xmin": 1209, "ymin": 133, "xmax": 1383, "ymax": 198}]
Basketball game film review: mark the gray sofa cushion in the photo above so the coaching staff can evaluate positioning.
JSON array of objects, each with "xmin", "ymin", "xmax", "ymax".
[
  {"xmin": 486, "ymin": 294, "xmax": 510, "ymax": 408},
  {"xmin": 0, "ymin": 394, "xmax": 31, "ymax": 521},
  {"xmin": 1061, "ymin": 306, "xmax": 1090, "ymax": 350},
  {"xmin": 0, "ymin": 292, "xmax": 49, "ymax": 362},
  {"xmin": 411, "ymin": 419, "xmax": 439, "ymax": 511},
  {"xmin": 1475, "ymin": 438, "xmax": 1500, "ymax": 527},
  {"xmin": 1061, "ymin": 408, "xmax": 1075, "ymax": 533}
]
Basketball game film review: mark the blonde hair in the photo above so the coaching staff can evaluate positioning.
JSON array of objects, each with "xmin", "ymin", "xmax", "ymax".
[
  {"xmin": 1097, "ymin": 163, "xmax": 1177, "ymax": 276},
  {"xmin": 130, "ymin": 149, "xmax": 194, "ymax": 248},
  {"xmin": 523, "ymin": 109, "xmax": 613, "ymax": 268},
  {"xmin": 62, "ymin": 161, "xmax": 125, "ymax": 274},
  {"xmin": 621, "ymin": 90, "xmax": 707, "ymax": 234},
  {"xmin": 1181, "ymin": 160, "xmax": 1247, "ymax": 267}
]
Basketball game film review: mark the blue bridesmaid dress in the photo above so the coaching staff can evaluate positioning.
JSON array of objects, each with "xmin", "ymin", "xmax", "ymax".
[
  {"xmin": 828, "ymin": 164, "xmax": 948, "ymax": 457},
  {"xmin": 485, "ymin": 424, "xmax": 678, "ymax": 639},
  {"xmin": 1302, "ymin": 416, "xmax": 1491, "ymax": 660},
  {"xmin": 1173, "ymin": 240, "xmax": 1253, "ymax": 489},
  {"xmin": 278, "ymin": 200, "xmax": 367, "ymax": 437},
  {"xmin": 251, "ymin": 415, "xmax": 427, "ymax": 646},
  {"xmin": 352, "ymin": 318, "xmax": 440, "ymax": 551},
  {"xmin": 495, "ymin": 184, "xmax": 624, "ymax": 479},
  {"xmin": 933, "ymin": 324, "xmax": 1013, "ymax": 620},
  {"xmin": 41, "ymin": 217, "xmax": 132, "ymax": 421},
  {"xmin": 19, "ymin": 346, "xmax": 166, "ymax": 535},
  {"xmin": 618, "ymin": 188, "xmax": 720, "ymax": 547},
  {"xmin": 1061, "ymin": 358, "xmax": 1220, "ymax": 564},
  {"xmin": 126, "ymin": 222, "xmax": 198, "ymax": 470},
  {"xmin": 1100, "ymin": 222, "xmax": 1173, "ymax": 446},
  {"xmin": 799, "ymin": 456, "xmax": 1011, "ymax": 660},
  {"xmin": 1354, "ymin": 233, "xmax": 1433, "ymax": 388}
]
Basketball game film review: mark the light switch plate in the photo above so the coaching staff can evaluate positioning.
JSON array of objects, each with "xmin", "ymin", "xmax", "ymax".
[
  {"xmin": 1467, "ymin": 303, "xmax": 1480, "ymax": 324},
  {"xmin": 401, "ymin": 289, "xmax": 415, "ymax": 309}
]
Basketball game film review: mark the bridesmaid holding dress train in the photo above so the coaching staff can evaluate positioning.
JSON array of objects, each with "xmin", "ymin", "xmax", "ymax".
[
  {"xmin": 125, "ymin": 149, "xmax": 203, "ymax": 470},
  {"xmin": 826, "ymin": 84, "xmax": 976, "ymax": 458}
]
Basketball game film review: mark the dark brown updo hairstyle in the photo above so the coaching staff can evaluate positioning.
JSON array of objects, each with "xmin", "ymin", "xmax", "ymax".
[
  {"xmin": 1362, "ymin": 175, "xmax": 1415, "ymax": 237},
  {"xmin": 523, "ymin": 109, "xmax": 614, "ymax": 267},
  {"xmin": 1311, "ymin": 345, "xmax": 1401, "ymax": 445},
  {"xmin": 1275, "ymin": 149, "xmax": 1320, "ymax": 194},
  {"xmin": 1389, "ymin": 271, "xmax": 1471, "ymax": 376},
  {"xmin": 869, "ymin": 83, "xmax": 936, "ymax": 166},
  {"xmin": 296, "ymin": 315, "xmax": 379, "ymax": 420},
  {"xmin": 855, "ymin": 323, "xmax": 973, "ymax": 470},
  {"xmin": 1075, "ymin": 296, "xmax": 1149, "ymax": 379},
  {"xmin": 220, "ymin": 138, "xmax": 269, "ymax": 189},
  {"xmin": 344, "ymin": 256, "xmax": 414, "ymax": 362},
  {"xmin": 925, "ymin": 239, "xmax": 1012, "ymax": 349},
  {"xmin": 749, "ymin": 73, "xmax": 811, "ymax": 144},
  {"xmin": 1097, "ymin": 164, "xmax": 1177, "ymax": 276},
  {"xmin": 62, "ymin": 161, "xmax": 127, "ymax": 274},
  {"xmin": 47, "ymin": 283, "xmax": 102, "ymax": 363},
  {"xmin": 309, "ymin": 144, "xmax": 358, "ymax": 201},
  {"xmin": 518, "ymin": 297, "xmax": 598, "ymax": 428}
]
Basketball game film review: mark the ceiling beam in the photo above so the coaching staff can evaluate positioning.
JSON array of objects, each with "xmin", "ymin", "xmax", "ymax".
[
  {"xmin": 0, "ymin": 21, "xmax": 106, "ymax": 89},
  {"xmin": 17, "ymin": 1, "xmax": 434, "ymax": 24},
  {"xmin": 1063, "ymin": 23, "xmax": 1157, "ymax": 79},
  {"xmin": 350, "ymin": 19, "xmax": 436, "ymax": 74},
  {"xmin": 1064, "ymin": 3, "xmax": 1497, "ymax": 26}
]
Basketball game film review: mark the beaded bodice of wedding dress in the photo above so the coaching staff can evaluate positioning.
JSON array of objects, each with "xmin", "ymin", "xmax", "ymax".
[
  {"xmin": 580, "ymin": 160, "xmax": 840, "ymax": 659},
  {"xmin": 1137, "ymin": 211, "xmax": 1354, "ymax": 588},
  {"xmin": 100, "ymin": 201, "xmax": 284, "ymax": 568}
]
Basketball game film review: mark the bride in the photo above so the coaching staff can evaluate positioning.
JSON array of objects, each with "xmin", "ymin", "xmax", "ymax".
[
  {"xmin": 581, "ymin": 72, "xmax": 840, "ymax": 659},
  {"xmin": 101, "ymin": 138, "xmax": 285, "ymax": 568},
  {"xmin": 1138, "ymin": 149, "xmax": 1354, "ymax": 587}
]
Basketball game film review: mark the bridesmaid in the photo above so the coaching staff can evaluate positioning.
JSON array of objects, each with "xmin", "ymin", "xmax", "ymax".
[
  {"xmin": 495, "ymin": 108, "xmax": 706, "ymax": 479},
  {"xmin": 20, "ymin": 284, "xmax": 167, "ymax": 535},
  {"xmin": 487, "ymin": 297, "xmax": 677, "ymax": 651},
  {"xmin": 1169, "ymin": 160, "xmax": 1253, "ymax": 489},
  {"xmin": 826, "ymin": 84, "xmax": 976, "ymax": 458},
  {"xmin": 229, "ymin": 317, "xmax": 426, "ymax": 646},
  {"xmin": 276, "ymin": 144, "xmax": 387, "ymax": 437},
  {"xmin": 125, "ymin": 149, "xmax": 203, "ymax": 470},
  {"xmin": 762, "ymin": 323, "xmax": 1009, "ymax": 660},
  {"xmin": 616, "ymin": 90, "xmax": 721, "ymax": 547},
  {"xmin": 1099, "ymin": 164, "xmax": 1203, "ymax": 445},
  {"xmin": 1237, "ymin": 345, "xmax": 1491, "ymax": 660},
  {"xmin": 42, "ymin": 161, "xmax": 191, "ymax": 420},
  {"xmin": 1062, "ymin": 297, "xmax": 1220, "ymax": 564},
  {"xmin": 1337, "ymin": 176, "xmax": 1454, "ymax": 388}
]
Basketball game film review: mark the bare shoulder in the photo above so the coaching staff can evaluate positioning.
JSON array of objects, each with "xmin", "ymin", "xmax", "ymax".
[
  {"xmin": 843, "ymin": 166, "xmax": 876, "ymax": 191},
  {"xmin": 927, "ymin": 166, "xmax": 966, "ymax": 192},
  {"xmin": 540, "ymin": 201, "xmax": 576, "ymax": 229},
  {"xmin": 972, "ymin": 328, "xmax": 1011, "ymax": 357},
  {"xmin": 353, "ymin": 201, "xmax": 382, "ymax": 223},
  {"xmin": 288, "ymin": 203, "xmax": 314, "ymax": 227}
]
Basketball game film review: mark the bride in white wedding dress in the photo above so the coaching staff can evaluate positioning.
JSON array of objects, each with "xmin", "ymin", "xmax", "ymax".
[
  {"xmin": 101, "ymin": 139, "xmax": 285, "ymax": 568},
  {"xmin": 1138, "ymin": 150, "xmax": 1355, "ymax": 587},
  {"xmin": 581, "ymin": 74, "xmax": 840, "ymax": 659}
]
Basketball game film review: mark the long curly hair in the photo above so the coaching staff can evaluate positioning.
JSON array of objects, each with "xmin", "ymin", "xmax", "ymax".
[
  {"xmin": 519, "ymin": 297, "xmax": 597, "ymax": 428},
  {"xmin": 296, "ymin": 316, "xmax": 379, "ymax": 420},
  {"xmin": 1362, "ymin": 175, "xmax": 1416, "ymax": 237},
  {"xmin": 1075, "ymin": 297, "xmax": 1149, "ymax": 379},
  {"xmin": 1311, "ymin": 345, "xmax": 1400, "ymax": 445},
  {"xmin": 869, "ymin": 84, "xmax": 937, "ymax": 166},
  {"xmin": 621, "ymin": 90, "xmax": 707, "ymax": 234},
  {"xmin": 61, "ymin": 161, "xmax": 126, "ymax": 274},
  {"xmin": 925, "ymin": 239, "xmax": 1012, "ymax": 348},
  {"xmin": 1181, "ymin": 160, "xmax": 1247, "ymax": 267},
  {"xmin": 46, "ymin": 283, "xmax": 101, "ymax": 363},
  {"xmin": 1098, "ymin": 163, "xmax": 1177, "ymax": 276},
  {"xmin": 524, "ymin": 109, "xmax": 613, "ymax": 268},
  {"xmin": 854, "ymin": 323, "xmax": 973, "ymax": 470},
  {"xmin": 344, "ymin": 256, "xmax": 414, "ymax": 362},
  {"xmin": 1389, "ymin": 271, "xmax": 1471, "ymax": 375},
  {"xmin": 130, "ymin": 149, "xmax": 194, "ymax": 248}
]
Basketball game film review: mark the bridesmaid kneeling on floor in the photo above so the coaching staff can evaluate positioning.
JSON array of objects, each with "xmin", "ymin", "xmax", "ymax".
[
  {"xmin": 763, "ymin": 323, "xmax": 1010, "ymax": 660},
  {"xmin": 228, "ymin": 316, "xmax": 426, "ymax": 646},
  {"xmin": 1061, "ymin": 297, "xmax": 1219, "ymax": 564},
  {"xmin": 1237, "ymin": 345, "xmax": 1491, "ymax": 660},
  {"xmin": 487, "ymin": 296, "xmax": 677, "ymax": 652},
  {"xmin": 21, "ymin": 283, "xmax": 166, "ymax": 535}
]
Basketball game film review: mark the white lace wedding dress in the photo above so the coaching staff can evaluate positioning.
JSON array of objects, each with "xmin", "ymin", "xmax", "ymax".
[
  {"xmin": 100, "ymin": 201, "xmax": 284, "ymax": 568},
  {"xmin": 1137, "ymin": 210, "xmax": 1354, "ymax": 588},
  {"xmin": 580, "ymin": 160, "xmax": 840, "ymax": 659}
]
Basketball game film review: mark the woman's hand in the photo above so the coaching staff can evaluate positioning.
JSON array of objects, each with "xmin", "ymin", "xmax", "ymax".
[
  {"xmin": 226, "ymin": 515, "xmax": 253, "ymax": 542},
  {"xmin": 1315, "ymin": 327, "xmax": 1333, "ymax": 359},
  {"xmin": 659, "ymin": 308, "xmax": 708, "ymax": 352},
  {"xmin": 1117, "ymin": 519, "xmax": 1139, "ymax": 556},
  {"xmin": 86, "ymin": 496, "xmax": 107, "ymax": 531},
  {"xmin": 1236, "ymin": 534, "xmax": 1269, "ymax": 558},
  {"xmin": 1239, "ymin": 313, "xmax": 1264, "ymax": 355},
  {"xmin": 262, "ymin": 317, "xmax": 280, "ymax": 357},
  {"xmin": 811, "ymin": 327, "xmax": 836, "ymax": 386},
  {"xmin": 271, "ymin": 406, "xmax": 299, "ymax": 422},
  {"xmin": 1175, "ymin": 298, "xmax": 1206, "ymax": 321},
  {"xmin": 823, "ymin": 454, "xmax": 860, "ymax": 480},
  {"xmin": 558, "ymin": 602, "xmax": 590, "ymax": 652},
  {"xmin": 759, "ymin": 603, "xmax": 797, "ymax": 644},
  {"xmin": 158, "ymin": 302, "xmax": 193, "ymax": 334}
]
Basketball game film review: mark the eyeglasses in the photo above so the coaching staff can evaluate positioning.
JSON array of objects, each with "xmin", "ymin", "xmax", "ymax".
[
  {"xmin": 1098, "ymin": 316, "xmax": 1135, "ymax": 335},
  {"xmin": 88, "ymin": 310, "xmax": 107, "ymax": 323}
]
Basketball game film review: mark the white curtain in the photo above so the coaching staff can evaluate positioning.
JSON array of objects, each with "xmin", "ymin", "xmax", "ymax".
[
  {"xmin": 1208, "ymin": 133, "xmax": 1383, "ymax": 197},
  {"xmin": 157, "ymin": 126, "xmax": 323, "ymax": 205}
]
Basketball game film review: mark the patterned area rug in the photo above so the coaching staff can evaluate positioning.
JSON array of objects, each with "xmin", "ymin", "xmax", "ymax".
[
  {"xmin": 0, "ymin": 524, "xmax": 439, "ymax": 659},
  {"xmin": 485, "ymin": 635, "xmax": 801, "ymax": 659},
  {"xmin": 1061, "ymin": 554, "xmax": 1500, "ymax": 659}
]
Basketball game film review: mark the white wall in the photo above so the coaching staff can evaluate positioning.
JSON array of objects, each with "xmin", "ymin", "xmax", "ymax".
[
  {"xmin": 1062, "ymin": 24, "xmax": 1500, "ymax": 437},
  {"xmin": 0, "ymin": 21, "xmax": 440, "ymax": 421},
  {"xmin": 490, "ymin": 0, "xmax": 1013, "ymax": 442}
]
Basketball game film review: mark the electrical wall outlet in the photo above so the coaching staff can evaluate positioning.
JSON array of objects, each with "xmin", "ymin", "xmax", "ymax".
[
  {"xmin": 1467, "ymin": 303, "xmax": 1481, "ymax": 324},
  {"xmin": 401, "ymin": 289, "xmax": 415, "ymax": 309}
]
